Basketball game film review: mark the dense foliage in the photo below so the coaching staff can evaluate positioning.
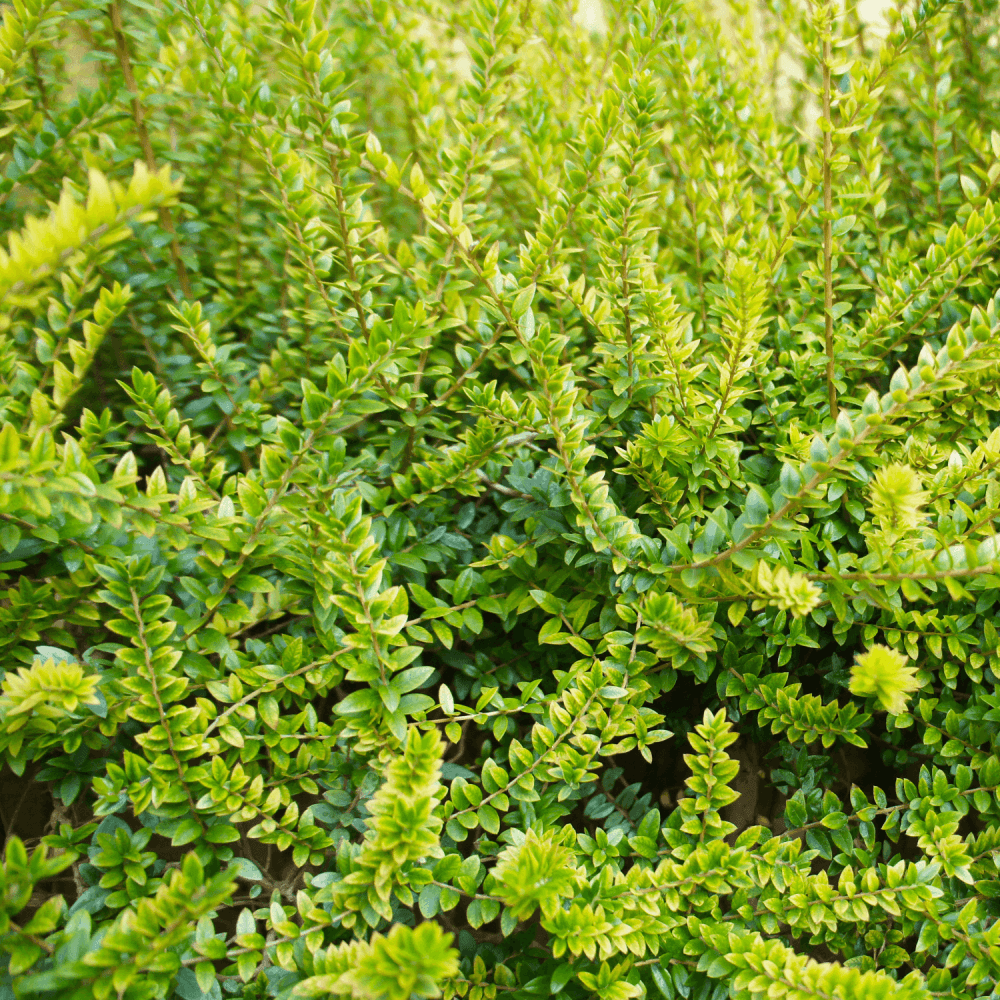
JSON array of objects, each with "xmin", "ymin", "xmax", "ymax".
[{"xmin": 4, "ymin": 0, "xmax": 1000, "ymax": 997}]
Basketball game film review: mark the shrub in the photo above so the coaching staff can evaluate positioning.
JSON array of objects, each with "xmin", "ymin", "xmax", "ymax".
[{"xmin": 2, "ymin": 0, "xmax": 1000, "ymax": 997}]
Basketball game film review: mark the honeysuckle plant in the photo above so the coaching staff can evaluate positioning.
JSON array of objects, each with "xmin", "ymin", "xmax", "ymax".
[{"xmin": 3, "ymin": 0, "xmax": 1000, "ymax": 998}]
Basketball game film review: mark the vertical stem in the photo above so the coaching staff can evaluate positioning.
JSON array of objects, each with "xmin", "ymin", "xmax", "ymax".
[
  {"xmin": 925, "ymin": 38, "xmax": 943, "ymax": 221},
  {"xmin": 621, "ymin": 212, "xmax": 634, "ymax": 397},
  {"xmin": 821, "ymin": 30, "xmax": 838, "ymax": 420},
  {"xmin": 279, "ymin": 248, "xmax": 290, "ymax": 337},
  {"xmin": 234, "ymin": 135, "xmax": 244, "ymax": 292},
  {"xmin": 30, "ymin": 48, "xmax": 48, "ymax": 109},
  {"xmin": 109, "ymin": 0, "xmax": 192, "ymax": 300},
  {"xmin": 686, "ymin": 193, "xmax": 710, "ymax": 335}
]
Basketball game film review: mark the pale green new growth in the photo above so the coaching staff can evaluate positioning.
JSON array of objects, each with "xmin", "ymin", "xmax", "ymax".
[
  {"xmin": 0, "ymin": 656, "xmax": 99, "ymax": 723},
  {"xmin": 0, "ymin": 163, "xmax": 181, "ymax": 306},
  {"xmin": 850, "ymin": 644, "xmax": 921, "ymax": 715},
  {"xmin": 295, "ymin": 921, "xmax": 460, "ymax": 1000}
]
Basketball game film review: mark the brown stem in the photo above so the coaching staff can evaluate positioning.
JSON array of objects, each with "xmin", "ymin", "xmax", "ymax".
[
  {"xmin": 109, "ymin": 0, "xmax": 192, "ymax": 299},
  {"xmin": 30, "ymin": 47, "xmax": 48, "ymax": 109},
  {"xmin": 685, "ymin": 190, "xmax": 710, "ymax": 336},
  {"xmin": 925, "ymin": 38, "xmax": 943, "ymax": 221},
  {"xmin": 2, "ymin": 781, "xmax": 34, "ymax": 847},
  {"xmin": 821, "ymin": 31, "xmax": 837, "ymax": 419}
]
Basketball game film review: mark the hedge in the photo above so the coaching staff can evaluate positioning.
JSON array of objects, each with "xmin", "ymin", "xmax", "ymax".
[{"xmin": 3, "ymin": 1, "xmax": 1000, "ymax": 999}]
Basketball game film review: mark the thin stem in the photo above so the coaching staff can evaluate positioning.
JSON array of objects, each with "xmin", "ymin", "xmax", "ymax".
[
  {"xmin": 924, "ymin": 36, "xmax": 943, "ymax": 221},
  {"xmin": 2, "ymin": 781, "xmax": 34, "ymax": 848},
  {"xmin": 821, "ymin": 28, "xmax": 838, "ymax": 419},
  {"xmin": 108, "ymin": 0, "xmax": 192, "ymax": 299},
  {"xmin": 30, "ymin": 47, "xmax": 48, "ymax": 109}
]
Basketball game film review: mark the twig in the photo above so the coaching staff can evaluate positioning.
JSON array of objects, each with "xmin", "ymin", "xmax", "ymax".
[
  {"xmin": 476, "ymin": 470, "xmax": 532, "ymax": 499},
  {"xmin": 821, "ymin": 20, "xmax": 838, "ymax": 419},
  {"xmin": 108, "ymin": 0, "xmax": 192, "ymax": 299}
]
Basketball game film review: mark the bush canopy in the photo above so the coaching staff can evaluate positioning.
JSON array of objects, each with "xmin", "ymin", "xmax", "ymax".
[{"xmin": 3, "ymin": 0, "xmax": 1000, "ymax": 998}]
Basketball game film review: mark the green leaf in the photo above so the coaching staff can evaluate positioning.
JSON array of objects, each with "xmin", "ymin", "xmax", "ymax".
[
  {"xmin": 784, "ymin": 798, "xmax": 807, "ymax": 828},
  {"xmin": 419, "ymin": 882, "xmax": 441, "ymax": 918},
  {"xmin": 0, "ymin": 423, "xmax": 20, "ymax": 469},
  {"xmin": 744, "ymin": 485, "xmax": 771, "ymax": 526},
  {"xmin": 550, "ymin": 963, "xmax": 575, "ymax": 994},
  {"xmin": 651, "ymin": 964, "xmax": 675, "ymax": 999},
  {"xmin": 196, "ymin": 962, "xmax": 216, "ymax": 995},
  {"xmin": 0, "ymin": 524, "xmax": 21, "ymax": 552},
  {"xmin": 831, "ymin": 214, "xmax": 856, "ymax": 236},
  {"xmin": 204, "ymin": 824, "xmax": 239, "ymax": 844},
  {"xmin": 258, "ymin": 694, "xmax": 279, "ymax": 729},
  {"xmin": 335, "ymin": 689, "xmax": 378, "ymax": 715},
  {"xmin": 511, "ymin": 284, "xmax": 535, "ymax": 318},
  {"xmin": 462, "ymin": 607, "xmax": 483, "ymax": 633},
  {"xmin": 478, "ymin": 803, "xmax": 500, "ymax": 835},
  {"xmin": 171, "ymin": 819, "xmax": 203, "ymax": 846}
]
